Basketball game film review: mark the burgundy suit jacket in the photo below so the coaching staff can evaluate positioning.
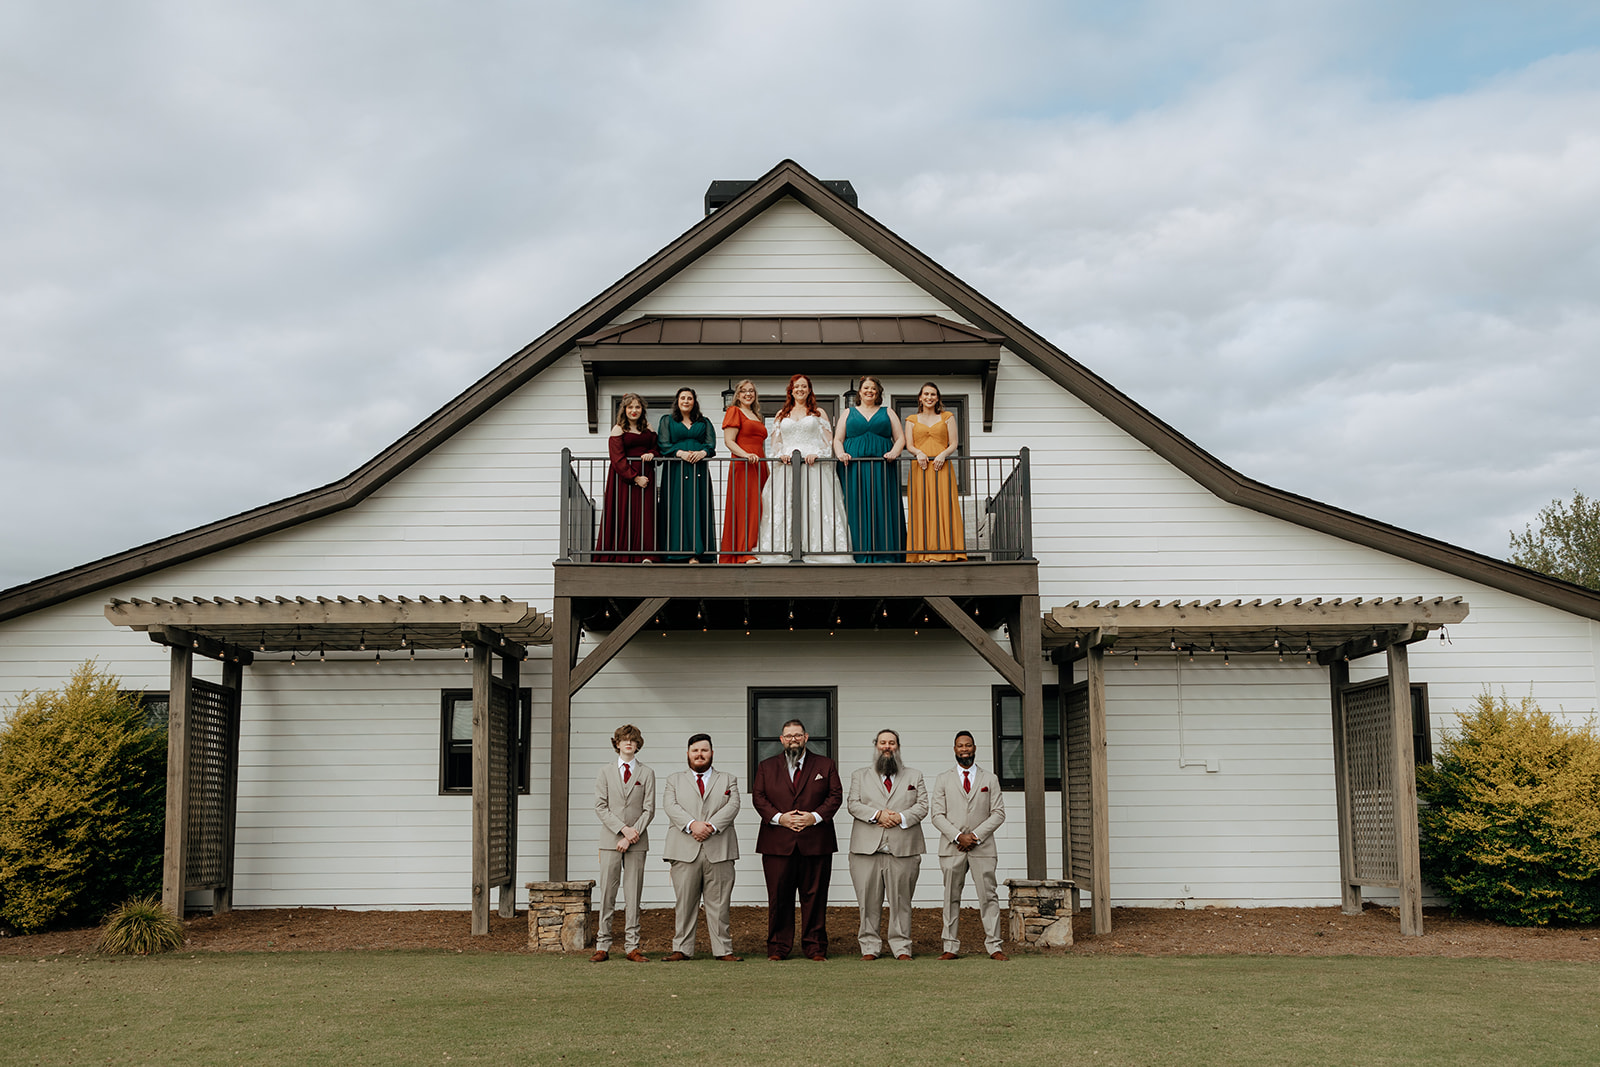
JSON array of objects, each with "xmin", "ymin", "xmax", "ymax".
[{"xmin": 752, "ymin": 750, "xmax": 842, "ymax": 856}]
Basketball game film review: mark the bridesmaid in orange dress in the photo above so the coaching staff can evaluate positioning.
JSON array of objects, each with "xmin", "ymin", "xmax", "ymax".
[
  {"xmin": 720, "ymin": 379, "xmax": 769, "ymax": 563},
  {"xmin": 905, "ymin": 381, "xmax": 966, "ymax": 562}
]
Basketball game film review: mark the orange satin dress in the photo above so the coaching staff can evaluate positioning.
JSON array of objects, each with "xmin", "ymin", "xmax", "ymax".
[
  {"xmin": 906, "ymin": 411, "xmax": 966, "ymax": 562},
  {"xmin": 720, "ymin": 407, "xmax": 769, "ymax": 562}
]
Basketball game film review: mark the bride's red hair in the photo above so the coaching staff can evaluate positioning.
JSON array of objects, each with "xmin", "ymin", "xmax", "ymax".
[{"xmin": 774, "ymin": 374, "xmax": 822, "ymax": 421}]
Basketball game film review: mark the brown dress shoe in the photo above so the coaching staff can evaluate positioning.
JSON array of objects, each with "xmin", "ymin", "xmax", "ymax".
[
  {"xmin": 990, "ymin": 951, "xmax": 1010, "ymax": 961},
  {"xmin": 589, "ymin": 950, "xmax": 609, "ymax": 963},
  {"xmin": 895, "ymin": 954, "xmax": 912, "ymax": 961},
  {"xmin": 625, "ymin": 949, "xmax": 652, "ymax": 962},
  {"xmin": 861, "ymin": 954, "xmax": 878, "ymax": 961},
  {"xmin": 662, "ymin": 951, "xmax": 689, "ymax": 962},
  {"xmin": 716, "ymin": 954, "xmax": 743, "ymax": 962},
  {"xmin": 807, "ymin": 954, "xmax": 827, "ymax": 962},
  {"xmin": 768, "ymin": 954, "xmax": 784, "ymax": 961},
  {"xmin": 938, "ymin": 952, "xmax": 960, "ymax": 960}
]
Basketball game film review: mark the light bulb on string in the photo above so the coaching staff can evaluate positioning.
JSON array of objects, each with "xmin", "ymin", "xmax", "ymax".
[{"xmin": 359, "ymin": 631, "xmax": 366, "ymax": 651}]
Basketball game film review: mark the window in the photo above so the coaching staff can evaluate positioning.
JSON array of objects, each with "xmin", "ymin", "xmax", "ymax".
[
  {"xmin": 748, "ymin": 687, "xmax": 837, "ymax": 783},
  {"xmin": 1411, "ymin": 683, "xmax": 1433, "ymax": 766},
  {"xmin": 894, "ymin": 392, "xmax": 969, "ymax": 492},
  {"xmin": 122, "ymin": 690, "xmax": 169, "ymax": 730},
  {"xmin": 439, "ymin": 688, "xmax": 533, "ymax": 795},
  {"xmin": 992, "ymin": 684, "xmax": 1063, "ymax": 790}
]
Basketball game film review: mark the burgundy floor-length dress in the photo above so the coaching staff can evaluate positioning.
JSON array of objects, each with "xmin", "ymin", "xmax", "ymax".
[{"xmin": 593, "ymin": 427, "xmax": 658, "ymax": 562}]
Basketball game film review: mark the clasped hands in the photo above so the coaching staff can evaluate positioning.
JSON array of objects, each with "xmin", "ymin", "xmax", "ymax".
[
  {"xmin": 688, "ymin": 820, "xmax": 715, "ymax": 842},
  {"xmin": 955, "ymin": 831, "xmax": 980, "ymax": 852},
  {"xmin": 615, "ymin": 825, "xmax": 642, "ymax": 852},
  {"xmin": 778, "ymin": 810, "xmax": 814, "ymax": 832},
  {"xmin": 873, "ymin": 811, "xmax": 904, "ymax": 828}
]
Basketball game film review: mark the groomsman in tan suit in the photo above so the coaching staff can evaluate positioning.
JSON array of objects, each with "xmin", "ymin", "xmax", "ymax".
[
  {"xmin": 846, "ymin": 729, "xmax": 928, "ymax": 960},
  {"xmin": 591, "ymin": 724, "xmax": 656, "ymax": 962},
  {"xmin": 660, "ymin": 733, "xmax": 742, "ymax": 961},
  {"xmin": 929, "ymin": 730, "xmax": 1008, "ymax": 960}
]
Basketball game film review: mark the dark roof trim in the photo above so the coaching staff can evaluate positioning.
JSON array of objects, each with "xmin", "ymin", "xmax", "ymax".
[{"xmin": 5, "ymin": 159, "xmax": 1600, "ymax": 624}]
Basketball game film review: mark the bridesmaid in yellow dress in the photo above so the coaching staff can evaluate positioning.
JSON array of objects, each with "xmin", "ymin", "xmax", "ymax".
[{"xmin": 905, "ymin": 381, "xmax": 966, "ymax": 562}]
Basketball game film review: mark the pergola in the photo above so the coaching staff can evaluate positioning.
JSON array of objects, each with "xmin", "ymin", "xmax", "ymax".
[
  {"xmin": 104, "ymin": 595, "xmax": 552, "ymax": 934},
  {"xmin": 1043, "ymin": 596, "xmax": 1470, "ymax": 936}
]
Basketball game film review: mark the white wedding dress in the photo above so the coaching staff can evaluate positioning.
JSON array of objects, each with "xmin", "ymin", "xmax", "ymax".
[{"xmin": 756, "ymin": 413, "xmax": 854, "ymax": 563}]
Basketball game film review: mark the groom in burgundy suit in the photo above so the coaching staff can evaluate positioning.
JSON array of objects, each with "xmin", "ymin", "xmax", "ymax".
[{"xmin": 752, "ymin": 719, "xmax": 843, "ymax": 960}]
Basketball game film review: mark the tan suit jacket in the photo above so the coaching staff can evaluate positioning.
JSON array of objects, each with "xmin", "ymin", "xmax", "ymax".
[
  {"xmin": 594, "ymin": 760, "xmax": 656, "ymax": 851},
  {"xmin": 929, "ymin": 765, "xmax": 1005, "ymax": 857},
  {"xmin": 846, "ymin": 766, "xmax": 928, "ymax": 856},
  {"xmin": 660, "ymin": 768, "xmax": 741, "ymax": 863}
]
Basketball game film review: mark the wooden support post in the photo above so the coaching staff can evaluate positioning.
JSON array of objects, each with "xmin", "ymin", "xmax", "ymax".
[
  {"xmin": 1057, "ymin": 656, "xmax": 1080, "ymax": 915},
  {"xmin": 161, "ymin": 645, "xmax": 193, "ymax": 918},
  {"xmin": 925, "ymin": 596, "xmax": 1024, "ymax": 690},
  {"xmin": 471, "ymin": 642, "xmax": 493, "ymax": 935},
  {"xmin": 549, "ymin": 596, "xmax": 575, "ymax": 881},
  {"xmin": 499, "ymin": 653, "xmax": 520, "ymax": 919},
  {"xmin": 1010, "ymin": 595, "xmax": 1047, "ymax": 878},
  {"xmin": 1388, "ymin": 643, "xmax": 1424, "ymax": 936},
  {"xmin": 1086, "ymin": 644, "xmax": 1112, "ymax": 935},
  {"xmin": 214, "ymin": 658, "xmax": 244, "ymax": 916},
  {"xmin": 1328, "ymin": 659, "xmax": 1361, "ymax": 915}
]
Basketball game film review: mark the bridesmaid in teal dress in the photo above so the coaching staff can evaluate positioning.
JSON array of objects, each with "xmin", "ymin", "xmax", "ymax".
[
  {"xmin": 833, "ymin": 376, "xmax": 907, "ymax": 562},
  {"xmin": 657, "ymin": 387, "xmax": 718, "ymax": 562}
]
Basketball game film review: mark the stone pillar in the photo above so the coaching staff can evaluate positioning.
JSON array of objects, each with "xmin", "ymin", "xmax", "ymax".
[
  {"xmin": 1005, "ymin": 878, "xmax": 1075, "ymax": 948},
  {"xmin": 526, "ymin": 880, "xmax": 595, "ymax": 952}
]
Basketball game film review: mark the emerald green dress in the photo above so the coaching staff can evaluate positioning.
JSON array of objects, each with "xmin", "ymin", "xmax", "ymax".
[
  {"xmin": 839, "ymin": 406, "xmax": 906, "ymax": 562},
  {"xmin": 656, "ymin": 415, "xmax": 717, "ymax": 562}
]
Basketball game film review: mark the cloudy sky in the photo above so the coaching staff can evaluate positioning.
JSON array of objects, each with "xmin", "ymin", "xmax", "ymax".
[{"xmin": 3, "ymin": 0, "xmax": 1598, "ymax": 591}]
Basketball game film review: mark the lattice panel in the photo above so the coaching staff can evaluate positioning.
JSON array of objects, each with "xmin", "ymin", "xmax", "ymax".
[
  {"xmin": 184, "ymin": 678, "xmax": 236, "ymax": 888},
  {"xmin": 1064, "ymin": 686, "xmax": 1092, "ymax": 885},
  {"xmin": 486, "ymin": 680, "xmax": 513, "ymax": 885},
  {"xmin": 1341, "ymin": 680, "xmax": 1398, "ymax": 886}
]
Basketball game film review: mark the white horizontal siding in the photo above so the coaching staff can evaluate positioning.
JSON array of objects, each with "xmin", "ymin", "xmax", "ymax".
[{"xmin": 2, "ymin": 195, "xmax": 1596, "ymax": 911}]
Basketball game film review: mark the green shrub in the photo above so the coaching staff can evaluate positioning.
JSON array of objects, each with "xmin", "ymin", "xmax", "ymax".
[
  {"xmin": 98, "ymin": 895, "xmax": 184, "ymax": 954},
  {"xmin": 1418, "ymin": 690, "xmax": 1600, "ymax": 926},
  {"xmin": 0, "ymin": 662, "xmax": 167, "ymax": 933}
]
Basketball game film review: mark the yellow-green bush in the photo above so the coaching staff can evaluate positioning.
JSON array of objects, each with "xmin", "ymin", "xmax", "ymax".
[
  {"xmin": 1418, "ymin": 690, "xmax": 1600, "ymax": 926},
  {"xmin": 0, "ymin": 662, "xmax": 166, "ymax": 933}
]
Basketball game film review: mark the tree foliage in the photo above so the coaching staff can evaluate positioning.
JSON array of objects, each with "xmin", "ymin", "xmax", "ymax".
[
  {"xmin": 1508, "ymin": 490, "xmax": 1600, "ymax": 590},
  {"xmin": 0, "ymin": 662, "xmax": 166, "ymax": 933},
  {"xmin": 1418, "ymin": 690, "xmax": 1600, "ymax": 926}
]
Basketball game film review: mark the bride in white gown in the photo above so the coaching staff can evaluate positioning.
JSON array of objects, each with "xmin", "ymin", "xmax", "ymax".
[{"xmin": 757, "ymin": 374, "xmax": 853, "ymax": 563}]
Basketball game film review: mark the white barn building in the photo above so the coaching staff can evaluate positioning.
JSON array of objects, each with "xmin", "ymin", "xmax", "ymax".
[{"xmin": 3, "ymin": 160, "xmax": 1596, "ymax": 938}]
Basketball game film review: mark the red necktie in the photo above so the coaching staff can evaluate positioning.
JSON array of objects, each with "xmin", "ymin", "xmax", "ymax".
[
  {"xmin": 697, "ymin": 774, "xmax": 705, "ymax": 797},
  {"xmin": 883, "ymin": 775, "xmax": 893, "ymax": 793},
  {"xmin": 622, "ymin": 764, "xmax": 631, "ymax": 784},
  {"xmin": 963, "ymin": 771, "xmax": 971, "ymax": 794}
]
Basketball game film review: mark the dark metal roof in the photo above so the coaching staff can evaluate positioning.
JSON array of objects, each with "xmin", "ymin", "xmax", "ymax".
[
  {"xmin": 577, "ymin": 314, "xmax": 1002, "ymax": 347},
  {"xmin": 3, "ymin": 159, "xmax": 1599, "ymax": 625}
]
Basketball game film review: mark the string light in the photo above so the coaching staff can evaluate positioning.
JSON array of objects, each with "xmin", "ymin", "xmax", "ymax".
[
  {"xmin": 359, "ymin": 631, "xmax": 366, "ymax": 651},
  {"xmin": 374, "ymin": 650, "xmax": 382, "ymax": 665},
  {"xmin": 1223, "ymin": 651, "xmax": 1231, "ymax": 667},
  {"xmin": 319, "ymin": 645, "xmax": 326, "ymax": 663},
  {"xmin": 289, "ymin": 652, "xmax": 297, "ymax": 667},
  {"xmin": 1133, "ymin": 650, "xmax": 1140, "ymax": 667}
]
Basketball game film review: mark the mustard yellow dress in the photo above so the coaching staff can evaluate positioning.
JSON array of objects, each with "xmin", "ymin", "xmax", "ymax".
[{"xmin": 906, "ymin": 411, "xmax": 966, "ymax": 562}]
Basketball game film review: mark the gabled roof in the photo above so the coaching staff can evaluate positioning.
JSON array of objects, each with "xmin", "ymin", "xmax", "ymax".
[{"xmin": 4, "ymin": 159, "xmax": 1599, "ymax": 623}]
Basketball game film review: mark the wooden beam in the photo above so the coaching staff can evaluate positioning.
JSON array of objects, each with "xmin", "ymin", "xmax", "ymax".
[
  {"xmin": 569, "ymin": 597, "xmax": 671, "ymax": 696},
  {"xmin": 108, "ymin": 596, "xmax": 545, "ymax": 631},
  {"xmin": 1086, "ymin": 644, "xmax": 1112, "ymax": 936},
  {"xmin": 548, "ymin": 597, "xmax": 574, "ymax": 881},
  {"xmin": 1316, "ymin": 624, "xmax": 1422, "ymax": 667},
  {"xmin": 161, "ymin": 645, "xmax": 192, "ymax": 918},
  {"xmin": 1011, "ymin": 595, "xmax": 1047, "ymax": 878},
  {"xmin": 1048, "ymin": 597, "xmax": 1469, "ymax": 637},
  {"xmin": 923, "ymin": 596, "xmax": 1024, "ymax": 690},
  {"xmin": 1328, "ymin": 659, "xmax": 1361, "ymax": 916},
  {"xmin": 555, "ymin": 560, "xmax": 1040, "ymax": 599},
  {"xmin": 462, "ymin": 623, "xmax": 527, "ymax": 661},
  {"xmin": 1389, "ymin": 643, "xmax": 1424, "ymax": 936},
  {"xmin": 499, "ymin": 653, "xmax": 519, "ymax": 920},
  {"xmin": 981, "ymin": 357, "xmax": 999, "ymax": 432},
  {"xmin": 144, "ymin": 625, "xmax": 254, "ymax": 666},
  {"xmin": 471, "ymin": 643, "xmax": 493, "ymax": 935},
  {"xmin": 214, "ymin": 659, "xmax": 244, "ymax": 917}
]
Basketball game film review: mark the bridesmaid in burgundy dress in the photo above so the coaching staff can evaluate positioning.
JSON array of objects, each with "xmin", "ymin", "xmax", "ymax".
[{"xmin": 594, "ymin": 393, "xmax": 658, "ymax": 562}]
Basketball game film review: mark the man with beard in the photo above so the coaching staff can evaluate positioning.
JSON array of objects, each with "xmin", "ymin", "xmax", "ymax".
[
  {"xmin": 591, "ymin": 724, "xmax": 655, "ymax": 963},
  {"xmin": 929, "ymin": 730, "xmax": 1008, "ymax": 960},
  {"xmin": 846, "ymin": 729, "xmax": 927, "ymax": 960},
  {"xmin": 660, "ymin": 733, "xmax": 742, "ymax": 961},
  {"xmin": 752, "ymin": 718, "xmax": 843, "ymax": 961}
]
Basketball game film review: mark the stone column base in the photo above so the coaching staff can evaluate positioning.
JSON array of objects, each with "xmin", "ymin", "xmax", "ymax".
[
  {"xmin": 526, "ymin": 880, "xmax": 596, "ymax": 952},
  {"xmin": 1004, "ymin": 878, "xmax": 1075, "ymax": 948}
]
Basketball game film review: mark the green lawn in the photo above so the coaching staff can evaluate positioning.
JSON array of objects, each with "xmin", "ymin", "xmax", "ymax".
[{"xmin": 2, "ymin": 953, "xmax": 1595, "ymax": 1066}]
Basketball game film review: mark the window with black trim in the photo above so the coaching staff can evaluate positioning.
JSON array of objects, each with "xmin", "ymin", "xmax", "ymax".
[
  {"xmin": 993, "ymin": 684, "xmax": 1062, "ymax": 790},
  {"xmin": 121, "ymin": 690, "xmax": 170, "ymax": 730},
  {"xmin": 1411, "ymin": 683, "xmax": 1432, "ymax": 766},
  {"xmin": 894, "ymin": 392, "xmax": 969, "ymax": 492},
  {"xmin": 748, "ymin": 687, "xmax": 836, "ymax": 784},
  {"xmin": 440, "ymin": 688, "xmax": 533, "ymax": 795}
]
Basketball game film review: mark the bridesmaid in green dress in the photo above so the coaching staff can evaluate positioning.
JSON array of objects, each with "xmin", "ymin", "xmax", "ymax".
[
  {"xmin": 833, "ymin": 376, "xmax": 907, "ymax": 562},
  {"xmin": 657, "ymin": 387, "xmax": 717, "ymax": 562}
]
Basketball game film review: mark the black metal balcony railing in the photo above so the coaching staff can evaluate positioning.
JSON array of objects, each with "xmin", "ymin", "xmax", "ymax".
[{"xmin": 559, "ymin": 449, "xmax": 1032, "ymax": 564}]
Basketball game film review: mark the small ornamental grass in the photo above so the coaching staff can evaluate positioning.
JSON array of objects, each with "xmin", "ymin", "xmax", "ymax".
[
  {"xmin": 1419, "ymin": 690, "xmax": 1600, "ymax": 926},
  {"xmin": 97, "ymin": 896, "xmax": 185, "ymax": 955}
]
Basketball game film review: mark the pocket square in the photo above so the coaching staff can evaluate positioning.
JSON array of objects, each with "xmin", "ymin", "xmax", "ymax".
[
  {"xmin": 980, "ymin": 786, "xmax": 989, "ymax": 792},
  {"xmin": 907, "ymin": 785, "xmax": 916, "ymax": 791},
  {"xmin": 724, "ymin": 789, "xmax": 732, "ymax": 796},
  {"xmin": 814, "ymin": 773, "xmax": 824, "ymax": 781}
]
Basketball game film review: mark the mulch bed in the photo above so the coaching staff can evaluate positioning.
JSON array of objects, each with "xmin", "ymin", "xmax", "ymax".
[{"xmin": 4, "ymin": 904, "xmax": 1597, "ymax": 961}]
